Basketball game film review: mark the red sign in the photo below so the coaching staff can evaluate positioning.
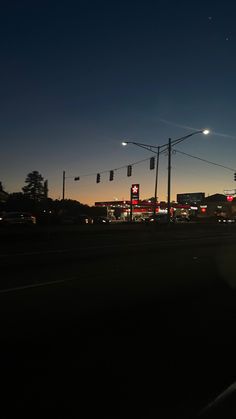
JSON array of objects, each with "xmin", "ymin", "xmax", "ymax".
[
  {"xmin": 227, "ymin": 195, "xmax": 233, "ymax": 202},
  {"xmin": 131, "ymin": 184, "xmax": 140, "ymax": 203},
  {"xmin": 132, "ymin": 185, "xmax": 139, "ymax": 194}
]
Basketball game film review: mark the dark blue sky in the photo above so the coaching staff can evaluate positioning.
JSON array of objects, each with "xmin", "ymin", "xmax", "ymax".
[{"xmin": 1, "ymin": 0, "xmax": 236, "ymax": 204}]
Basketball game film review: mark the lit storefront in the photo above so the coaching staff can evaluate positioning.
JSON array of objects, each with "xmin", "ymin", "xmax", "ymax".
[{"xmin": 95, "ymin": 200, "xmax": 196, "ymax": 221}]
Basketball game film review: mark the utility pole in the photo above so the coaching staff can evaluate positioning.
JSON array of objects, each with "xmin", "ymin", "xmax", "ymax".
[
  {"xmin": 62, "ymin": 170, "xmax": 65, "ymax": 200},
  {"xmin": 153, "ymin": 146, "xmax": 160, "ymax": 216},
  {"xmin": 167, "ymin": 138, "xmax": 171, "ymax": 223}
]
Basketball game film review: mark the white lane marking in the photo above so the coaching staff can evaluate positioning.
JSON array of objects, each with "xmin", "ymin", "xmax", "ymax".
[
  {"xmin": 0, "ymin": 234, "xmax": 235, "ymax": 294},
  {"xmin": 0, "ymin": 277, "xmax": 76, "ymax": 294}
]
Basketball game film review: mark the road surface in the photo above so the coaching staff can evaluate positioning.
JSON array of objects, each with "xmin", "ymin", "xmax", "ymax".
[{"xmin": 0, "ymin": 223, "xmax": 236, "ymax": 417}]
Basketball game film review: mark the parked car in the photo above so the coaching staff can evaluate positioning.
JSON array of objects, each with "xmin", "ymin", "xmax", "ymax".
[
  {"xmin": 76, "ymin": 214, "xmax": 93, "ymax": 224},
  {"xmin": 59, "ymin": 214, "xmax": 92, "ymax": 225},
  {"xmin": 1, "ymin": 212, "xmax": 36, "ymax": 225},
  {"xmin": 173, "ymin": 215, "xmax": 190, "ymax": 223},
  {"xmin": 218, "ymin": 217, "xmax": 236, "ymax": 224},
  {"xmin": 92, "ymin": 216, "xmax": 111, "ymax": 224},
  {"xmin": 147, "ymin": 214, "xmax": 170, "ymax": 224}
]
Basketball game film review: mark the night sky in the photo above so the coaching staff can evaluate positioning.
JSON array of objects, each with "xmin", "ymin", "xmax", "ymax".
[{"xmin": 1, "ymin": 0, "xmax": 236, "ymax": 205}]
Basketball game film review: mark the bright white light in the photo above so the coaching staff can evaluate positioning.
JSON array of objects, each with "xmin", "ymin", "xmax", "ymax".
[
  {"xmin": 203, "ymin": 129, "xmax": 210, "ymax": 135},
  {"xmin": 122, "ymin": 141, "xmax": 128, "ymax": 146}
]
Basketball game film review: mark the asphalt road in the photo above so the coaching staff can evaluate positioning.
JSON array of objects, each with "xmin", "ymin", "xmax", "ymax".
[{"xmin": 1, "ymin": 223, "xmax": 236, "ymax": 417}]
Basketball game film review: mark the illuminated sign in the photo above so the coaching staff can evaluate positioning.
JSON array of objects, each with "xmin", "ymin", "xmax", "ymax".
[
  {"xmin": 227, "ymin": 196, "xmax": 234, "ymax": 202},
  {"xmin": 132, "ymin": 185, "xmax": 139, "ymax": 194},
  {"xmin": 131, "ymin": 184, "xmax": 140, "ymax": 204},
  {"xmin": 224, "ymin": 189, "xmax": 236, "ymax": 196},
  {"xmin": 177, "ymin": 192, "xmax": 205, "ymax": 205}
]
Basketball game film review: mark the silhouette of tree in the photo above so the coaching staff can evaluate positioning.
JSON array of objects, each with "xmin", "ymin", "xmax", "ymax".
[{"xmin": 22, "ymin": 171, "xmax": 45, "ymax": 201}]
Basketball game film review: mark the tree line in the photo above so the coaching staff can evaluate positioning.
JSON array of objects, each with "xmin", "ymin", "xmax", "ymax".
[{"xmin": 0, "ymin": 171, "xmax": 106, "ymax": 221}]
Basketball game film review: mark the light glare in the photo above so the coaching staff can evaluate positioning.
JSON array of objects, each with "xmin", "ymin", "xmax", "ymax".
[{"xmin": 203, "ymin": 129, "xmax": 210, "ymax": 135}]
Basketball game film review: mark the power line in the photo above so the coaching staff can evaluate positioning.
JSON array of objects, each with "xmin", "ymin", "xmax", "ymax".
[
  {"xmin": 174, "ymin": 148, "xmax": 236, "ymax": 172},
  {"xmin": 71, "ymin": 146, "xmax": 235, "ymax": 181},
  {"xmin": 75, "ymin": 156, "xmax": 158, "ymax": 178}
]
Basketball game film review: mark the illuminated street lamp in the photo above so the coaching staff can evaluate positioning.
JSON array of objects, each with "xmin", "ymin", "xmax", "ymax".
[
  {"xmin": 122, "ymin": 129, "xmax": 210, "ymax": 222},
  {"xmin": 166, "ymin": 129, "xmax": 210, "ymax": 223}
]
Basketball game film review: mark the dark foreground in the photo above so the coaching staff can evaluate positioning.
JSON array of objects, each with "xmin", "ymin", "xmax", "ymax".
[{"xmin": 1, "ymin": 223, "xmax": 236, "ymax": 417}]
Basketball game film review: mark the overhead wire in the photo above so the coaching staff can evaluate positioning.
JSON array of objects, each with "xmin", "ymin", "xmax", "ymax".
[
  {"xmin": 173, "ymin": 148, "xmax": 236, "ymax": 172},
  {"xmin": 69, "ymin": 146, "xmax": 235, "ymax": 179}
]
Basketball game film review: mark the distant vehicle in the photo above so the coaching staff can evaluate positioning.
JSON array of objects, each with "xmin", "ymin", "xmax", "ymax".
[
  {"xmin": 76, "ymin": 214, "xmax": 93, "ymax": 224},
  {"xmin": 174, "ymin": 215, "xmax": 190, "ymax": 223},
  {"xmin": 218, "ymin": 217, "xmax": 236, "ymax": 224},
  {"xmin": 92, "ymin": 216, "xmax": 111, "ymax": 224},
  {"xmin": 60, "ymin": 214, "xmax": 92, "ymax": 225},
  {"xmin": 147, "ymin": 214, "xmax": 170, "ymax": 224},
  {"xmin": 1, "ymin": 212, "xmax": 36, "ymax": 225}
]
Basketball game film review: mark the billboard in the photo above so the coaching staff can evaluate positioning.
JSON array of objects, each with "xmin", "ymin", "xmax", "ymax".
[{"xmin": 177, "ymin": 192, "xmax": 205, "ymax": 205}]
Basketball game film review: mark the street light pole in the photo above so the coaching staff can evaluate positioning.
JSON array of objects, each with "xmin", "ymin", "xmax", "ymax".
[
  {"xmin": 122, "ymin": 129, "xmax": 210, "ymax": 223},
  {"xmin": 167, "ymin": 139, "xmax": 172, "ymax": 223},
  {"xmin": 166, "ymin": 129, "xmax": 210, "ymax": 223}
]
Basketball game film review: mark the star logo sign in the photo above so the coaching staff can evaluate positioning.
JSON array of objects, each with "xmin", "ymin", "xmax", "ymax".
[{"xmin": 132, "ymin": 185, "xmax": 138, "ymax": 194}]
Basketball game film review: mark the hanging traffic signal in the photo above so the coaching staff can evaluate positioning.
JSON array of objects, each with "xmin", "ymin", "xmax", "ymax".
[
  {"xmin": 74, "ymin": 176, "xmax": 80, "ymax": 181},
  {"xmin": 234, "ymin": 172, "xmax": 236, "ymax": 181},
  {"xmin": 96, "ymin": 173, "xmax": 100, "ymax": 183},
  {"xmin": 150, "ymin": 157, "xmax": 155, "ymax": 170},
  {"xmin": 127, "ymin": 165, "xmax": 132, "ymax": 177},
  {"xmin": 109, "ymin": 170, "xmax": 114, "ymax": 181}
]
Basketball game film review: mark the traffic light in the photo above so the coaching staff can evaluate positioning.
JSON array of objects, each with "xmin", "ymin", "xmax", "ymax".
[
  {"xmin": 234, "ymin": 172, "xmax": 236, "ymax": 181},
  {"xmin": 109, "ymin": 170, "xmax": 114, "ymax": 181},
  {"xmin": 150, "ymin": 157, "xmax": 155, "ymax": 170},
  {"xmin": 127, "ymin": 165, "xmax": 132, "ymax": 177},
  {"xmin": 74, "ymin": 176, "xmax": 80, "ymax": 181},
  {"xmin": 96, "ymin": 173, "xmax": 100, "ymax": 183}
]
